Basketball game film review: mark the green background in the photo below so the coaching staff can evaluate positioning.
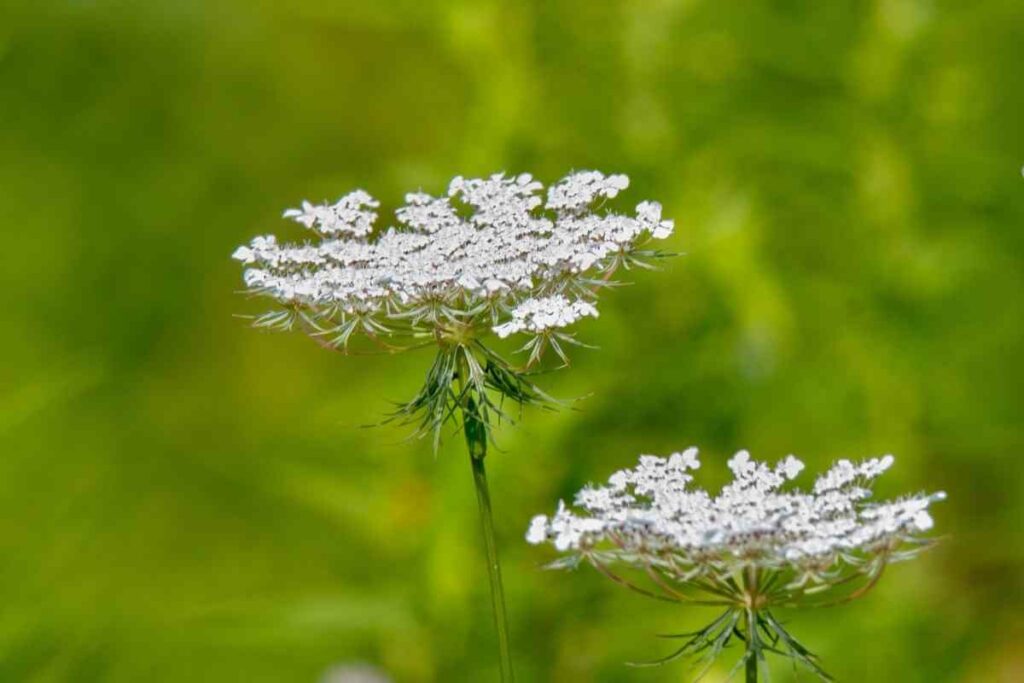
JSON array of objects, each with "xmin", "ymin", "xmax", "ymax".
[{"xmin": 2, "ymin": 1, "xmax": 1022, "ymax": 681}]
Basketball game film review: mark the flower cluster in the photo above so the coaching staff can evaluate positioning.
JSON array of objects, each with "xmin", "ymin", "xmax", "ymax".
[
  {"xmin": 493, "ymin": 295, "xmax": 599, "ymax": 339},
  {"xmin": 527, "ymin": 448, "xmax": 944, "ymax": 571},
  {"xmin": 527, "ymin": 448, "xmax": 944, "ymax": 679},
  {"xmin": 232, "ymin": 171, "xmax": 673, "ymax": 361}
]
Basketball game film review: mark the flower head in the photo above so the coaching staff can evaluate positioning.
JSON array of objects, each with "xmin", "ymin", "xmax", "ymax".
[
  {"xmin": 528, "ymin": 448, "xmax": 943, "ymax": 570},
  {"xmin": 527, "ymin": 448, "xmax": 944, "ymax": 679},
  {"xmin": 233, "ymin": 171, "xmax": 675, "ymax": 448},
  {"xmin": 232, "ymin": 171, "xmax": 672, "ymax": 361}
]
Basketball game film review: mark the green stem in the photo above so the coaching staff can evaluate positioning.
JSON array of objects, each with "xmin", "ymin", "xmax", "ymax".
[
  {"xmin": 744, "ymin": 567, "xmax": 759, "ymax": 683},
  {"xmin": 457, "ymin": 349, "xmax": 515, "ymax": 681},
  {"xmin": 745, "ymin": 608, "xmax": 758, "ymax": 683}
]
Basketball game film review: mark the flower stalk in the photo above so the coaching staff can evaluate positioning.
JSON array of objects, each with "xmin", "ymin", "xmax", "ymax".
[
  {"xmin": 745, "ymin": 608, "xmax": 758, "ymax": 683},
  {"xmin": 457, "ymin": 349, "xmax": 514, "ymax": 681},
  {"xmin": 743, "ymin": 566, "xmax": 760, "ymax": 683}
]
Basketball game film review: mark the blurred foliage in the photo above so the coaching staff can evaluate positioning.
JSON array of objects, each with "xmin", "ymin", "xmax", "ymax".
[{"xmin": 1, "ymin": 0, "xmax": 1023, "ymax": 681}]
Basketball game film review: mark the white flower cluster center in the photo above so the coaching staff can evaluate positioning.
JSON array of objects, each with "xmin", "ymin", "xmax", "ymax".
[{"xmin": 527, "ymin": 448, "xmax": 945, "ymax": 568}]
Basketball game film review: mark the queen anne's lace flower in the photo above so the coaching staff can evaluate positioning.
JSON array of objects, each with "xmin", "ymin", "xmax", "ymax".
[
  {"xmin": 232, "ymin": 171, "xmax": 672, "ymax": 359},
  {"xmin": 527, "ymin": 448, "xmax": 943, "ymax": 568},
  {"xmin": 527, "ymin": 447, "xmax": 944, "ymax": 680}
]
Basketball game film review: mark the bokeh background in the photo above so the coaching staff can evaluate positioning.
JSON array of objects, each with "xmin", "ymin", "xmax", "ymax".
[{"xmin": 2, "ymin": 1, "xmax": 1023, "ymax": 681}]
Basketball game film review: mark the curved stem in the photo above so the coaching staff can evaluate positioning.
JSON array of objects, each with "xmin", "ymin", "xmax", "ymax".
[
  {"xmin": 457, "ymin": 349, "xmax": 515, "ymax": 681},
  {"xmin": 588, "ymin": 558, "xmax": 679, "ymax": 603},
  {"xmin": 802, "ymin": 560, "xmax": 888, "ymax": 609},
  {"xmin": 641, "ymin": 563, "xmax": 731, "ymax": 606},
  {"xmin": 773, "ymin": 555, "xmax": 890, "ymax": 610}
]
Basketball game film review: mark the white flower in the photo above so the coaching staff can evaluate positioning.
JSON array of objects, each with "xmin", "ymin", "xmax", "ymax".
[
  {"xmin": 913, "ymin": 510, "xmax": 934, "ymax": 531},
  {"xmin": 232, "ymin": 245, "xmax": 255, "ymax": 263},
  {"xmin": 525, "ymin": 515, "xmax": 549, "ymax": 544},
  {"xmin": 492, "ymin": 295, "xmax": 599, "ymax": 339},
  {"xmin": 233, "ymin": 171, "xmax": 674, "ymax": 355},
  {"xmin": 635, "ymin": 200, "xmax": 674, "ymax": 239},
  {"xmin": 529, "ymin": 448, "xmax": 944, "ymax": 679},
  {"xmin": 282, "ymin": 191, "xmax": 379, "ymax": 238},
  {"xmin": 777, "ymin": 454, "xmax": 804, "ymax": 480},
  {"xmin": 545, "ymin": 171, "xmax": 629, "ymax": 213},
  {"xmin": 670, "ymin": 447, "xmax": 701, "ymax": 471},
  {"xmin": 727, "ymin": 449, "xmax": 755, "ymax": 477},
  {"xmin": 526, "ymin": 448, "xmax": 945, "ymax": 572}
]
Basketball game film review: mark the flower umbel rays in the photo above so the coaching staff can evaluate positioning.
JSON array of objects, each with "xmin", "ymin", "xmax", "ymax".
[{"xmin": 527, "ymin": 448, "xmax": 945, "ymax": 681}]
